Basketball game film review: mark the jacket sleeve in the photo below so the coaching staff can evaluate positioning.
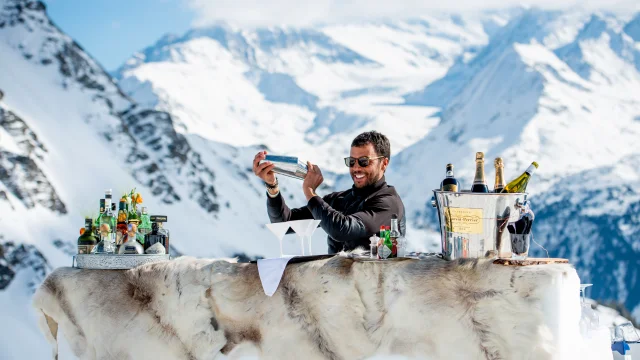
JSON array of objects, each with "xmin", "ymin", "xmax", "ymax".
[
  {"xmin": 306, "ymin": 193, "xmax": 400, "ymax": 249},
  {"xmin": 266, "ymin": 191, "xmax": 313, "ymax": 224}
]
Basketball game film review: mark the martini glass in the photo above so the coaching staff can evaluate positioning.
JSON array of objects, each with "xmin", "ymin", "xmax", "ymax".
[
  {"xmin": 265, "ymin": 222, "xmax": 292, "ymax": 258},
  {"xmin": 289, "ymin": 219, "xmax": 321, "ymax": 256}
]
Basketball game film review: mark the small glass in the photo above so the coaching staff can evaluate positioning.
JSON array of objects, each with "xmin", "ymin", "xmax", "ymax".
[{"xmin": 579, "ymin": 284, "xmax": 599, "ymax": 337}]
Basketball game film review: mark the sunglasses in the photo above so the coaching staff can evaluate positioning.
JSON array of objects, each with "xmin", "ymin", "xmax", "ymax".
[{"xmin": 344, "ymin": 156, "xmax": 385, "ymax": 168}]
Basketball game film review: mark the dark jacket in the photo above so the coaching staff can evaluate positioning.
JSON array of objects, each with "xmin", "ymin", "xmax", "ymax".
[{"xmin": 266, "ymin": 176, "xmax": 406, "ymax": 254}]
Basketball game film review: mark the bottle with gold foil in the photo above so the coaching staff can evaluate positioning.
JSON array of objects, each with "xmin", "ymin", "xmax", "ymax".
[
  {"xmin": 471, "ymin": 152, "xmax": 489, "ymax": 193},
  {"xmin": 502, "ymin": 162, "xmax": 539, "ymax": 193},
  {"xmin": 440, "ymin": 163, "xmax": 460, "ymax": 192},
  {"xmin": 493, "ymin": 157, "xmax": 506, "ymax": 193}
]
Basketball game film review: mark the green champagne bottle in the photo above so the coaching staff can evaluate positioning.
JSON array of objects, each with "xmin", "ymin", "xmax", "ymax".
[{"xmin": 501, "ymin": 162, "xmax": 539, "ymax": 193}]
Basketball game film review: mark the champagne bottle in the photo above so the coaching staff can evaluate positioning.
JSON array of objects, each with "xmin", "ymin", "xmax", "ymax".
[
  {"xmin": 440, "ymin": 163, "xmax": 460, "ymax": 192},
  {"xmin": 501, "ymin": 162, "xmax": 539, "ymax": 193},
  {"xmin": 471, "ymin": 152, "xmax": 489, "ymax": 193},
  {"xmin": 494, "ymin": 157, "xmax": 506, "ymax": 193}
]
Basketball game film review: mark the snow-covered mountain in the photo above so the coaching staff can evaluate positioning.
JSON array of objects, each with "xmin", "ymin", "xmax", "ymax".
[
  {"xmin": 2, "ymin": 0, "xmax": 640, "ymax": 358},
  {"xmin": 0, "ymin": 2, "xmax": 329, "ymax": 357},
  {"xmin": 114, "ymin": 12, "xmax": 517, "ymax": 173},
  {"xmin": 391, "ymin": 8, "xmax": 640, "ymax": 320}
]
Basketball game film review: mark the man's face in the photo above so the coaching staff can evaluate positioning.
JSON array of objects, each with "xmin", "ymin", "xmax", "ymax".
[{"xmin": 349, "ymin": 143, "xmax": 389, "ymax": 188}]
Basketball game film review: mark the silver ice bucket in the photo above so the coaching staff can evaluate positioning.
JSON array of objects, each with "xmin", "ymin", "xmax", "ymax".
[{"xmin": 431, "ymin": 190, "xmax": 528, "ymax": 260}]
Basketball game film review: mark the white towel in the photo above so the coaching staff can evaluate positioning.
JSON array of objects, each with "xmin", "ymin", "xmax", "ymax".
[{"xmin": 257, "ymin": 256, "xmax": 295, "ymax": 296}]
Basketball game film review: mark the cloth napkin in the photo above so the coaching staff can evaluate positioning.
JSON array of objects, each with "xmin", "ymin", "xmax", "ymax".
[{"xmin": 257, "ymin": 256, "xmax": 295, "ymax": 296}]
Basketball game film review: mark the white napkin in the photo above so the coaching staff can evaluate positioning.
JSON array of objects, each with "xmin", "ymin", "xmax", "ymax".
[{"xmin": 257, "ymin": 256, "xmax": 295, "ymax": 296}]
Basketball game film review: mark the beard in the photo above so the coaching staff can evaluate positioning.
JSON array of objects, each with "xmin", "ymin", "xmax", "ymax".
[{"xmin": 351, "ymin": 169, "xmax": 381, "ymax": 188}]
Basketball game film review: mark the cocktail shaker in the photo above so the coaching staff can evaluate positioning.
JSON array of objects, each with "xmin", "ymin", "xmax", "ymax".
[{"xmin": 259, "ymin": 155, "xmax": 308, "ymax": 180}]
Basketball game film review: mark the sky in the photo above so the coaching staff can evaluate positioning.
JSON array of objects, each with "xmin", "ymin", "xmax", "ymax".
[
  {"xmin": 44, "ymin": 0, "xmax": 195, "ymax": 71},
  {"xmin": 43, "ymin": 0, "xmax": 640, "ymax": 71}
]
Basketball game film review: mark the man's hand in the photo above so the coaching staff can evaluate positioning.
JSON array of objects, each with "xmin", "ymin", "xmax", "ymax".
[
  {"xmin": 253, "ymin": 150, "xmax": 276, "ymax": 185},
  {"xmin": 303, "ymin": 161, "xmax": 323, "ymax": 201}
]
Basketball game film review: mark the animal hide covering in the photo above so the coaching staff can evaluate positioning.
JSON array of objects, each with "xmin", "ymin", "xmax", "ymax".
[{"xmin": 32, "ymin": 254, "xmax": 579, "ymax": 360}]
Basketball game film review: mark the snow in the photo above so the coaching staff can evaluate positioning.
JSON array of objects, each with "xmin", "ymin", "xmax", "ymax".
[{"xmin": 2, "ymin": 1, "xmax": 640, "ymax": 358}]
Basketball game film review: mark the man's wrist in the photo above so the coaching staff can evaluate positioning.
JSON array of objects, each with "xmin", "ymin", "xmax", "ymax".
[
  {"xmin": 267, "ymin": 186, "xmax": 280, "ymax": 198},
  {"xmin": 304, "ymin": 188, "xmax": 317, "ymax": 201}
]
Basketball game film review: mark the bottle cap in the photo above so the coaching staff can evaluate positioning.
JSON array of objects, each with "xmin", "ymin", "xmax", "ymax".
[
  {"xmin": 392, "ymin": 213, "xmax": 398, "ymax": 219},
  {"xmin": 446, "ymin": 163, "xmax": 454, "ymax": 169},
  {"xmin": 476, "ymin": 152, "xmax": 484, "ymax": 160},
  {"xmin": 150, "ymin": 215, "xmax": 168, "ymax": 222},
  {"xmin": 494, "ymin": 157, "xmax": 503, "ymax": 166}
]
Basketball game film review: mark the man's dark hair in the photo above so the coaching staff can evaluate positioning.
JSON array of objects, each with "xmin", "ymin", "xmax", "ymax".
[{"xmin": 351, "ymin": 131, "xmax": 391, "ymax": 160}]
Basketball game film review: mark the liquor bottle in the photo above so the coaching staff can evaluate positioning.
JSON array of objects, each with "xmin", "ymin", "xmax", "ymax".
[
  {"xmin": 118, "ymin": 223, "xmax": 144, "ymax": 254},
  {"xmin": 389, "ymin": 214, "xmax": 400, "ymax": 258},
  {"xmin": 116, "ymin": 199, "xmax": 128, "ymax": 249},
  {"xmin": 440, "ymin": 163, "xmax": 460, "ymax": 192},
  {"xmin": 471, "ymin": 152, "xmax": 489, "ymax": 193},
  {"xmin": 137, "ymin": 207, "xmax": 151, "ymax": 246},
  {"xmin": 501, "ymin": 162, "xmax": 539, "ymax": 193},
  {"xmin": 77, "ymin": 218, "xmax": 97, "ymax": 254},
  {"xmin": 96, "ymin": 189, "xmax": 116, "ymax": 253},
  {"xmin": 377, "ymin": 225, "xmax": 388, "ymax": 259},
  {"xmin": 93, "ymin": 198, "xmax": 105, "ymax": 238},
  {"xmin": 149, "ymin": 215, "xmax": 169, "ymax": 254},
  {"xmin": 144, "ymin": 222, "xmax": 166, "ymax": 254},
  {"xmin": 493, "ymin": 157, "xmax": 506, "ymax": 193}
]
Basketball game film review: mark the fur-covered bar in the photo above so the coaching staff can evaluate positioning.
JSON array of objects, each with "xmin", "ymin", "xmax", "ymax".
[{"xmin": 33, "ymin": 255, "xmax": 582, "ymax": 360}]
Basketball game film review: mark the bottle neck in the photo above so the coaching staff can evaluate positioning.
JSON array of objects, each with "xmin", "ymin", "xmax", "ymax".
[
  {"xmin": 494, "ymin": 165, "xmax": 505, "ymax": 188},
  {"xmin": 104, "ymin": 198, "xmax": 112, "ymax": 214},
  {"xmin": 473, "ymin": 160, "xmax": 486, "ymax": 184},
  {"xmin": 525, "ymin": 164, "xmax": 536, "ymax": 176},
  {"xmin": 390, "ymin": 219, "xmax": 399, "ymax": 234},
  {"xmin": 445, "ymin": 170, "xmax": 454, "ymax": 178}
]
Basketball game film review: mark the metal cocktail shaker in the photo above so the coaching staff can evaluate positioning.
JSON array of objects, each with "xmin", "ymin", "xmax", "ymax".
[{"xmin": 259, "ymin": 155, "xmax": 308, "ymax": 180}]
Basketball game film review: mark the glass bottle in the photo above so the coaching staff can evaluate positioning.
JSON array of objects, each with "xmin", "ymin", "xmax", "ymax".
[
  {"xmin": 92, "ymin": 189, "xmax": 116, "ymax": 253},
  {"xmin": 77, "ymin": 218, "xmax": 97, "ymax": 254},
  {"xmin": 137, "ymin": 207, "xmax": 151, "ymax": 246},
  {"xmin": 116, "ymin": 199, "xmax": 128, "ymax": 249},
  {"xmin": 471, "ymin": 152, "xmax": 489, "ymax": 193},
  {"xmin": 440, "ymin": 163, "xmax": 460, "ymax": 192},
  {"xmin": 144, "ymin": 222, "xmax": 166, "ymax": 254},
  {"xmin": 502, "ymin": 162, "xmax": 539, "ymax": 193},
  {"xmin": 494, "ymin": 157, "xmax": 506, "ymax": 193},
  {"xmin": 118, "ymin": 223, "xmax": 144, "ymax": 254}
]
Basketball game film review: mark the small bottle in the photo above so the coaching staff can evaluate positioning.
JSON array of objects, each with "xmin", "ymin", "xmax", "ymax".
[
  {"xmin": 116, "ymin": 199, "xmax": 128, "ymax": 249},
  {"xmin": 377, "ymin": 226, "xmax": 387, "ymax": 259},
  {"xmin": 471, "ymin": 152, "xmax": 489, "ymax": 193},
  {"xmin": 77, "ymin": 218, "xmax": 97, "ymax": 254},
  {"xmin": 137, "ymin": 207, "xmax": 151, "ymax": 246},
  {"xmin": 144, "ymin": 222, "xmax": 166, "ymax": 254},
  {"xmin": 118, "ymin": 223, "xmax": 144, "ymax": 254},
  {"xmin": 93, "ymin": 199, "xmax": 105, "ymax": 238},
  {"xmin": 440, "ymin": 163, "xmax": 460, "ymax": 192},
  {"xmin": 150, "ymin": 215, "xmax": 169, "ymax": 254},
  {"xmin": 494, "ymin": 157, "xmax": 506, "ymax": 193},
  {"xmin": 93, "ymin": 189, "xmax": 116, "ymax": 253},
  {"xmin": 389, "ymin": 214, "xmax": 400, "ymax": 258},
  {"xmin": 502, "ymin": 162, "xmax": 539, "ymax": 193}
]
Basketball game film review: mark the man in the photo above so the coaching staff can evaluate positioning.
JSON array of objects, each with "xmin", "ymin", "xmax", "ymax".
[{"xmin": 252, "ymin": 130, "xmax": 406, "ymax": 254}]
